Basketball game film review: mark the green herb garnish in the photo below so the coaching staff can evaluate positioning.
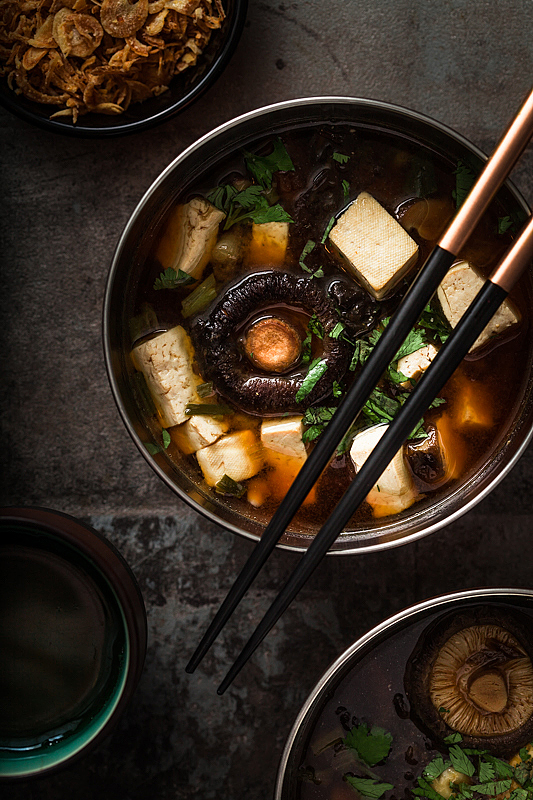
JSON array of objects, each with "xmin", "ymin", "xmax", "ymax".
[
  {"xmin": 215, "ymin": 474, "xmax": 246, "ymax": 497},
  {"xmin": 302, "ymin": 406, "xmax": 336, "ymax": 443},
  {"xmin": 423, "ymin": 756, "xmax": 450, "ymax": 781},
  {"xmin": 344, "ymin": 723, "xmax": 393, "ymax": 767},
  {"xmin": 321, "ymin": 215, "xmax": 336, "ymax": 243},
  {"xmin": 498, "ymin": 215, "xmax": 513, "ymax": 234},
  {"xmin": 181, "ymin": 273, "xmax": 217, "ymax": 318},
  {"xmin": 196, "ymin": 382, "xmax": 214, "ymax": 398},
  {"xmin": 207, "ymin": 183, "xmax": 293, "ymax": 230},
  {"xmin": 345, "ymin": 777, "xmax": 394, "ymax": 799},
  {"xmin": 296, "ymin": 358, "xmax": 328, "ymax": 402},
  {"xmin": 162, "ymin": 429, "xmax": 171, "ymax": 449},
  {"xmin": 329, "ymin": 321, "xmax": 345, "ymax": 340},
  {"xmin": 453, "ymin": 160, "xmax": 476, "ymax": 209},
  {"xmin": 153, "ymin": 267, "xmax": 196, "ymax": 291},
  {"xmin": 299, "ymin": 239, "xmax": 316, "ymax": 269},
  {"xmin": 342, "ymin": 179, "xmax": 351, "ymax": 200},
  {"xmin": 333, "ymin": 151, "xmax": 350, "ymax": 164},
  {"xmin": 144, "ymin": 442, "xmax": 161, "ymax": 455},
  {"xmin": 243, "ymin": 138, "xmax": 295, "ymax": 189},
  {"xmin": 185, "ymin": 403, "xmax": 233, "ymax": 416},
  {"xmin": 449, "ymin": 745, "xmax": 476, "ymax": 777}
]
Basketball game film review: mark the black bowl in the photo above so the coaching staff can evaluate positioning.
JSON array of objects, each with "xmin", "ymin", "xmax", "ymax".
[{"xmin": 0, "ymin": 0, "xmax": 247, "ymax": 137}]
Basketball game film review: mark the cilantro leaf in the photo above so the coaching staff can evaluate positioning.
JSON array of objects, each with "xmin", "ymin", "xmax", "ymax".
[
  {"xmin": 345, "ymin": 777, "xmax": 394, "ymax": 799},
  {"xmin": 215, "ymin": 474, "xmax": 246, "ymax": 497},
  {"xmin": 343, "ymin": 723, "xmax": 392, "ymax": 767},
  {"xmin": 423, "ymin": 757, "xmax": 450, "ymax": 781},
  {"xmin": 295, "ymin": 358, "xmax": 328, "ymax": 402},
  {"xmin": 185, "ymin": 403, "xmax": 233, "ymax": 416},
  {"xmin": 332, "ymin": 380, "xmax": 344, "ymax": 398},
  {"xmin": 444, "ymin": 732, "xmax": 463, "ymax": 745},
  {"xmin": 483, "ymin": 755, "xmax": 516, "ymax": 779},
  {"xmin": 413, "ymin": 777, "xmax": 448, "ymax": 800},
  {"xmin": 162, "ymin": 429, "xmax": 171, "ymax": 449},
  {"xmin": 330, "ymin": 322, "xmax": 345, "ymax": 340},
  {"xmin": 243, "ymin": 138, "xmax": 295, "ymax": 189},
  {"xmin": 452, "ymin": 160, "xmax": 476, "ymax": 209},
  {"xmin": 299, "ymin": 239, "xmax": 315, "ymax": 269},
  {"xmin": 468, "ymin": 780, "xmax": 513, "ymax": 796},
  {"xmin": 449, "ymin": 744, "xmax": 475, "ymax": 777},
  {"xmin": 153, "ymin": 267, "xmax": 196, "ymax": 290},
  {"xmin": 308, "ymin": 314, "xmax": 325, "ymax": 339},
  {"xmin": 321, "ymin": 215, "xmax": 336, "ymax": 243},
  {"xmin": 207, "ymin": 183, "xmax": 293, "ymax": 230},
  {"xmin": 478, "ymin": 760, "xmax": 496, "ymax": 783},
  {"xmin": 302, "ymin": 406, "xmax": 336, "ymax": 443},
  {"xmin": 498, "ymin": 215, "xmax": 513, "ymax": 234},
  {"xmin": 333, "ymin": 152, "xmax": 350, "ymax": 164},
  {"xmin": 342, "ymin": 179, "xmax": 351, "ymax": 200},
  {"xmin": 144, "ymin": 442, "xmax": 161, "ymax": 455}
]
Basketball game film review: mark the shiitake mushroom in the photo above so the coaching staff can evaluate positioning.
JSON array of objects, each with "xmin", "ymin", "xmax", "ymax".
[
  {"xmin": 404, "ymin": 606, "xmax": 533, "ymax": 755},
  {"xmin": 190, "ymin": 270, "xmax": 355, "ymax": 415}
]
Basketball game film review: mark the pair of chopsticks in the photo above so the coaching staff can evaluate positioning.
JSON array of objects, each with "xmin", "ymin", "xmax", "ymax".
[{"xmin": 186, "ymin": 87, "xmax": 533, "ymax": 694}]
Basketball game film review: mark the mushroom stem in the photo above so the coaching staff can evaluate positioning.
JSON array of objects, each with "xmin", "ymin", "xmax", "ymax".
[
  {"xmin": 467, "ymin": 670, "xmax": 508, "ymax": 714},
  {"xmin": 244, "ymin": 317, "xmax": 302, "ymax": 373}
]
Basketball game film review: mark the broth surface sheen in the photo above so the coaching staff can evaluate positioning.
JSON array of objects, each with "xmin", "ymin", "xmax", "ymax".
[
  {"xmin": 0, "ymin": 537, "xmax": 125, "ymax": 755},
  {"xmin": 128, "ymin": 122, "xmax": 532, "ymax": 535},
  {"xmin": 283, "ymin": 601, "xmax": 533, "ymax": 800}
]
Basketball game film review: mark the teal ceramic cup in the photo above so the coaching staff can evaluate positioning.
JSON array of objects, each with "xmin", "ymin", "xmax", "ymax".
[{"xmin": 0, "ymin": 508, "xmax": 147, "ymax": 780}]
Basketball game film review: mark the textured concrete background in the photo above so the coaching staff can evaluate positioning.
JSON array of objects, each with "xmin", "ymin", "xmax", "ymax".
[{"xmin": 1, "ymin": 1, "xmax": 533, "ymax": 798}]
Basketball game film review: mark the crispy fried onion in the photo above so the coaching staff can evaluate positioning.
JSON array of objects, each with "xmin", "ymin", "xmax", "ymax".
[{"xmin": 0, "ymin": 0, "xmax": 225, "ymax": 122}]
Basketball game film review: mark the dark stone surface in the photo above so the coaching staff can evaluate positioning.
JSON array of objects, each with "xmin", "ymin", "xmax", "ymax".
[{"xmin": 1, "ymin": 1, "xmax": 533, "ymax": 798}]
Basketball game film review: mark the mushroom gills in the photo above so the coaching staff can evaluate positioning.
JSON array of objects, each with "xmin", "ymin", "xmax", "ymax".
[{"xmin": 404, "ymin": 607, "xmax": 533, "ymax": 755}]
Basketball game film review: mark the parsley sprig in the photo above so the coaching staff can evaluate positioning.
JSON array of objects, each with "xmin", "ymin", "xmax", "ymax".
[
  {"xmin": 153, "ymin": 267, "xmax": 196, "ymax": 291},
  {"xmin": 207, "ymin": 184, "xmax": 293, "ymax": 230}
]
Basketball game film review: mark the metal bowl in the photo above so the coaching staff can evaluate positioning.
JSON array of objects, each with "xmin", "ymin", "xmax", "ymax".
[
  {"xmin": 0, "ymin": 0, "xmax": 247, "ymax": 137},
  {"xmin": 103, "ymin": 97, "xmax": 533, "ymax": 553},
  {"xmin": 275, "ymin": 588, "xmax": 533, "ymax": 800}
]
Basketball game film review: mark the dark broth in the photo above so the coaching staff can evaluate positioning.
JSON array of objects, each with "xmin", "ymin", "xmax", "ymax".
[
  {"xmin": 129, "ymin": 123, "xmax": 532, "ymax": 534},
  {"xmin": 282, "ymin": 599, "xmax": 533, "ymax": 800},
  {"xmin": 0, "ymin": 530, "xmax": 126, "ymax": 755}
]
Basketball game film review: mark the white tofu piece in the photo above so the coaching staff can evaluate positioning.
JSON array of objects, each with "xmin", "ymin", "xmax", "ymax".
[
  {"xmin": 349, "ymin": 424, "xmax": 416, "ymax": 515},
  {"xmin": 171, "ymin": 414, "xmax": 229, "ymax": 455},
  {"xmin": 260, "ymin": 416, "xmax": 307, "ymax": 459},
  {"xmin": 328, "ymin": 192, "xmax": 419, "ymax": 299},
  {"xmin": 196, "ymin": 429, "xmax": 264, "ymax": 486},
  {"xmin": 249, "ymin": 221, "xmax": 289, "ymax": 265},
  {"xmin": 437, "ymin": 260, "xmax": 519, "ymax": 351},
  {"xmin": 131, "ymin": 325, "xmax": 202, "ymax": 427},
  {"xmin": 155, "ymin": 198, "xmax": 225, "ymax": 281},
  {"xmin": 397, "ymin": 344, "xmax": 438, "ymax": 383}
]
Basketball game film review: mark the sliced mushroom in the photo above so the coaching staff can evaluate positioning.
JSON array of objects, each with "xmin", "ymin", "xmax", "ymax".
[{"xmin": 404, "ymin": 606, "xmax": 533, "ymax": 754}]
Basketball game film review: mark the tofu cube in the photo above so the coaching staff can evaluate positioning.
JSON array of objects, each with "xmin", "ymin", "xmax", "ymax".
[
  {"xmin": 155, "ymin": 198, "xmax": 225, "ymax": 281},
  {"xmin": 349, "ymin": 424, "xmax": 416, "ymax": 516},
  {"xmin": 328, "ymin": 192, "xmax": 419, "ymax": 299},
  {"xmin": 171, "ymin": 414, "xmax": 229, "ymax": 455},
  {"xmin": 196, "ymin": 429, "xmax": 263, "ymax": 486},
  {"xmin": 131, "ymin": 325, "xmax": 202, "ymax": 427},
  {"xmin": 397, "ymin": 344, "xmax": 438, "ymax": 385},
  {"xmin": 248, "ymin": 221, "xmax": 289, "ymax": 265},
  {"xmin": 260, "ymin": 416, "xmax": 307, "ymax": 459},
  {"xmin": 437, "ymin": 260, "xmax": 519, "ymax": 351}
]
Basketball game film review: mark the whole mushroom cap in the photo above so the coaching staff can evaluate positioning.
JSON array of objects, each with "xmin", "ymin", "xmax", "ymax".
[{"xmin": 404, "ymin": 606, "xmax": 533, "ymax": 755}]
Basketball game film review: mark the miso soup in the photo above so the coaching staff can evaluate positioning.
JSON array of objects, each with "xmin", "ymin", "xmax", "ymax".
[{"xmin": 127, "ymin": 122, "xmax": 532, "ymax": 535}]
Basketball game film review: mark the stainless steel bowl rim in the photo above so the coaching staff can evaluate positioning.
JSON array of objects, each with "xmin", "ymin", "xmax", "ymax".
[
  {"xmin": 103, "ymin": 96, "xmax": 533, "ymax": 555},
  {"xmin": 274, "ymin": 586, "xmax": 533, "ymax": 799}
]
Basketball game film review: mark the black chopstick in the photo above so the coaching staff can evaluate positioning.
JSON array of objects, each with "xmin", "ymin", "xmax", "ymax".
[
  {"xmin": 217, "ymin": 213, "xmax": 533, "ymax": 693},
  {"xmin": 185, "ymin": 87, "xmax": 533, "ymax": 677}
]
